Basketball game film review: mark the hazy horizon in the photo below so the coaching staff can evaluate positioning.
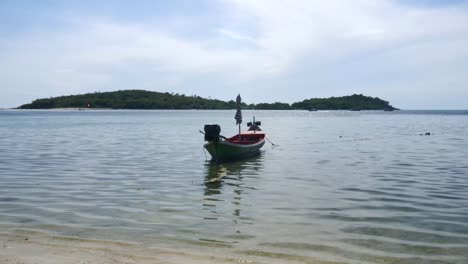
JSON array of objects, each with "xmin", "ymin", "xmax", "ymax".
[{"xmin": 1, "ymin": 0, "xmax": 468, "ymax": 109}]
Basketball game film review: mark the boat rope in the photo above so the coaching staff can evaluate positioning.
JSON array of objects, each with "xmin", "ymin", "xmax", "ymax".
[{"xmin": 266, "ymin": 137, "xmax": 279, "ymax": 147}]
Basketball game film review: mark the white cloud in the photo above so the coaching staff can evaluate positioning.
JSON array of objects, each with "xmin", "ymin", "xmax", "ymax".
[
  {"xmin": 217, "ymin": 28, "xmax": 256, "ymax": 42},
  {"xmin": 226, "ymin": 0, "xmax": 468, "ymax": 53},
  {"xmin": 1, "ymin": 0, "xmax": 468, "ymax": 108}
]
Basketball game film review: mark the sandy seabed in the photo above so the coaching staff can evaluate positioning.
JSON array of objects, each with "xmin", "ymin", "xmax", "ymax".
[{"xmin": 0, "ymin": 230, "xmax": 257, "ymax": 264}]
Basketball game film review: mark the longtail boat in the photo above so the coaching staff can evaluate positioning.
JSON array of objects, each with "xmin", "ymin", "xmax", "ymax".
[{"xmin": 202, "ymin": 94, "xmax": 266, "ymax": 161}]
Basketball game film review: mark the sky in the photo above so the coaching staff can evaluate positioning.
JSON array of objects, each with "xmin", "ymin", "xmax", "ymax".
[{"xmin": 1, "ymin": 0, "xmax": 468, "ymax": 109}]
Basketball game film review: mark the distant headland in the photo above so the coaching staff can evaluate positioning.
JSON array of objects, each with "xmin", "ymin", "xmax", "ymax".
[{"xmin": 18, "ymin": 90, "xmax": 397, "ymax": 111}]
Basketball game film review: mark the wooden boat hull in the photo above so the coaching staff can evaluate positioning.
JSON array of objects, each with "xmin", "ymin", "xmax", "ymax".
[{"xmin": 204, "ymin": 138, "xmax": 265, "ymax": 161}]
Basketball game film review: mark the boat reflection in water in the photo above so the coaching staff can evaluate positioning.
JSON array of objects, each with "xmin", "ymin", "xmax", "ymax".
[
  {"xmin": 204, "ymin": 153, "xmax": 264, "ymax": 191},
  {"xmin": 201, "ymin": 154, "xmax": 264, "ymax": 235}
]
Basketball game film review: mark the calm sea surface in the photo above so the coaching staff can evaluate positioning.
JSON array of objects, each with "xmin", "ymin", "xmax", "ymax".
[{"xmin": 1, "ymin": 110, "xmax": 468, "ymax": 263}]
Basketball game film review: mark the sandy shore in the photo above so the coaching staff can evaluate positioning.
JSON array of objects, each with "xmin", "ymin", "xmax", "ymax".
[{"xmin": 0, "ymin": 230, "xmax": 257, "ymax": 264}]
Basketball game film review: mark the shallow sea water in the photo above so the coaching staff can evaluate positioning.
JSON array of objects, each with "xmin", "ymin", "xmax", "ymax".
[{"xmin": 0, "ymin": 110, "xmax": 467, "ymax": 263}]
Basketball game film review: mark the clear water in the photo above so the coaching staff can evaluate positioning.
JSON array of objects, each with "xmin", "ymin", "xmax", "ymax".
[{"xmin": 1, "ymin": 110, "xmax": 467, "ymax": 263}]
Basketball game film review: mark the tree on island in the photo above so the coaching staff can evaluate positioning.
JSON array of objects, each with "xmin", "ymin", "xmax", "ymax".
[
  {"xmin": 291, "ymin": 94, "xmax": 396, "ymax": 111},
  {"xmin": 18, "ymin": 90, "xmax": 397, "ymax": 111}
]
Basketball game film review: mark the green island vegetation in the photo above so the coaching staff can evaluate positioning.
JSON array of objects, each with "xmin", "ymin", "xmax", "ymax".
[
  {"xmin": 18, "ymin": 90, "xmax": 397, "ymax": 110},
  {"xmin": 291, "ymin": 94, "xmax": 397, "ymax": 111}
]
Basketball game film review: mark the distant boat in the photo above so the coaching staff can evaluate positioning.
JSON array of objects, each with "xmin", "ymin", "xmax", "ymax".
[
  {"xmin": 350, "ymin": 109, "xmax": 361, "ymax": 111},
  {"xmin": 308, "ymin": 108, "xmax": 318, "ymax": 111},
  {"xmin": 202, "ymin": 94, "xmax": 266, "ymax": 161}
]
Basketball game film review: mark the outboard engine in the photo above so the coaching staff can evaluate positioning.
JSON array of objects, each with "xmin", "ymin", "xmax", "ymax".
[
  {"xmin": 204, "ymin": 124, "xmax": 221, "ymax": 142},
  {"xmin": 247, "ymin": 121, "xmax": 262, "ymax": 131}
]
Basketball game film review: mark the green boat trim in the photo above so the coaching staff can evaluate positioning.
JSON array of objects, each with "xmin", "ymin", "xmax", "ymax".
[{"xmin": 204, "ymin": 138, "xmax": 266, "ymax": 161}]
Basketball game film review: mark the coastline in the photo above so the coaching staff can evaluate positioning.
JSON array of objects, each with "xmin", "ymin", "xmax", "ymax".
[
  {"xmin": 0, "ymin": 230, "xmax": 253, "ymax": 264},
  {"xmin": 0, "ymin": 230, "xmax": 353, "ymax": 264},
  {"xmin": 2, "ymin": 108, "xmax": 396, "ymax": 111},
  {"xmin": 0, "ymin": 108, "xmax": 113, "ymax": 111}
]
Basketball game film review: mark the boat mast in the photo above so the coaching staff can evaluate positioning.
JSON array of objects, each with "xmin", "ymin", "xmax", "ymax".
[
  {"xmin": 253, "ymin": 116, "xmax": 256, "ymax": 133},
  {"xmin": 235, "ymin": 94, "xmax": 243, "ymax": 141}
]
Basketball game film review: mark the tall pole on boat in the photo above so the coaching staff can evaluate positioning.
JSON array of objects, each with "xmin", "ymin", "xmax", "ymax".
[
  {"xmin": 253, "ymin": 116, "xmax": 256, "ymax": 133},
  {"xmin": 235, "ymin": 94, "xmax": 243, "ymax": 141}
]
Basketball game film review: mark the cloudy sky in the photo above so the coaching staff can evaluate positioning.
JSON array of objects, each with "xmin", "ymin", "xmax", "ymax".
[{"xmin": 1, "ymin": 0, "xmax": 467, "ymax": 109}]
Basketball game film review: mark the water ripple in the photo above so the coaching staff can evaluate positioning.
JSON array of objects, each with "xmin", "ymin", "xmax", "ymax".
[{"xmin": 1, "ymin": 110, "xmax": 468, "ymax": 263}]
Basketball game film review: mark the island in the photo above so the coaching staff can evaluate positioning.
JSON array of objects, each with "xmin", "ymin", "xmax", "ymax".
[
  {"xmin": 291, "ymin": 94, "xmax": 397, "ymax": 111},
  {"xmin": 18, "ymin": 90, "xmax": 397, "ymax": 111}
]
